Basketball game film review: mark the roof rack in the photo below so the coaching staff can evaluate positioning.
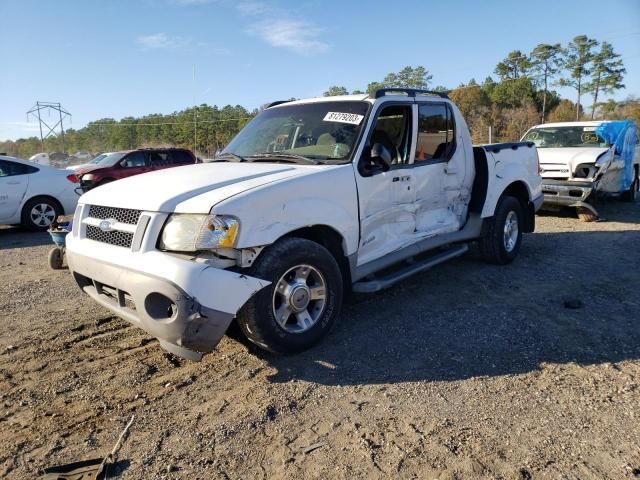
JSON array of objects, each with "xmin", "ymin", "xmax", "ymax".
[
  {"xmin": 266, "ymin": 100, "xmax": 292, "ymax": 108},
  {"xmin": 369, "ymin": 88, "xmax": 449, "ymax": 99}
]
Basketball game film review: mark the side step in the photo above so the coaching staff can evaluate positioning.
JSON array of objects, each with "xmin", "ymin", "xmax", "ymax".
[{"xmin": 352, "ymin": 244, "xmax": 469, "ymax": 293}]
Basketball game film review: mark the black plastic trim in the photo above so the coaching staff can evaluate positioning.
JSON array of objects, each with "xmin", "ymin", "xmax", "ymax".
[
  {"xmin": 370, "ymin": 88, "xmax": 449, "ymax": 99},
  {"xmin": 482, "ymin": 141, "xmax": 535, "ymax": 153}
]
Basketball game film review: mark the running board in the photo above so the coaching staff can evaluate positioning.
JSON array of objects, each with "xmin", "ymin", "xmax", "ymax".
[{"xmin": 352, "ymin": 244, "xmax": 469, "ymax": 293}]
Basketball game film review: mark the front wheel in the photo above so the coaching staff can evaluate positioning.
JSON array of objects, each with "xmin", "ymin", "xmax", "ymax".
[
  {"xmin": 236, "ymin": 237, "xmax": 343, "ymax": 354},
  {"xmin": 478, "ymin": 195, "xmax": 523, "ymax": 265}
]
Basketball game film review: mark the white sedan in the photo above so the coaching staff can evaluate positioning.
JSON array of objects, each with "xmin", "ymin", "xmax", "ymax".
[{"xmin": 0, "ymin": 155, "xmax": 80, "ymax": 230}]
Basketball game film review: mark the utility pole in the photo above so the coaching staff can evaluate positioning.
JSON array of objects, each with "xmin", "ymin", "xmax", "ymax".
[
  {"xmin": 26, "ymin": 101, "xmax": 72, "ymax": 153},
  {"xmin": 193, "ymin": 65, "xmax": 197, "ymax": 156}
]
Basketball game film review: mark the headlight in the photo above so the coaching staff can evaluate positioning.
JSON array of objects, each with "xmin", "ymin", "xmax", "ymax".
[
  {"xmin": 158, "ymin": 214, "xmax": 239, "ymax": 252},
  {"xmin": 82, "ymin": 173, "xmax": 95, "ymax": 181}
]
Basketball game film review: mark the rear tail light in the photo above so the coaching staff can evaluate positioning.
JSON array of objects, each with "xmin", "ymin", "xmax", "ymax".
[{"xmin": 66, "ymin": 174, "xmax": 79, "ymax": 183}]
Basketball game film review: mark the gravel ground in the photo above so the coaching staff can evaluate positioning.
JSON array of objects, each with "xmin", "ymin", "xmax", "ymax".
[{"xmin": 1, "ymin": 201, "xmax": 639, "ymax": 479}]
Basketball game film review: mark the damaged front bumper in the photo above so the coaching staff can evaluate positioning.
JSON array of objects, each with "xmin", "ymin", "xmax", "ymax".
[
  {"xmin": 541, "ymin": 179, "xmax": 595, "ymax": 206},
  {"xmin": 66, "ymin": 237, "xmax": 269, "ymax": 360}
]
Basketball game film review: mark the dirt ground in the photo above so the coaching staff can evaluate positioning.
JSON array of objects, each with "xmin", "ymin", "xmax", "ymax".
[{"xmin": 1, "ymin": 200, "xmax": 639, "ymax": 480}]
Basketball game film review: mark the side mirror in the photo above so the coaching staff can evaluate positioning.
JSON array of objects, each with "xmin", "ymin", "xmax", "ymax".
[
  {"xmin": 359, "ymin": 143, "xmax": 391, "ymax": 176},
  {"xmin": 370, "ymin": 143, "xmax": 392, "ymax": 171}
]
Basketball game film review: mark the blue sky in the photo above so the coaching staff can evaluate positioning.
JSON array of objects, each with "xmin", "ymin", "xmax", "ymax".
[{"xmin": 1, "ymin": 0, "xmax": 639, "ymax": 141}]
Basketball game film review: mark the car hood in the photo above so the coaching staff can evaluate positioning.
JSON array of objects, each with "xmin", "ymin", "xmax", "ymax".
[
  {"xmin": 68, "ymin": 163, "xmax": 92, "ymax": 171},
  {"xmin": 537, "ymin": 147, "xmax": 611, "ymax": 177},
  {"xmin": 78, "ymin": 162, "xmax": 322, "ymax": 213},
  {"xmin": 75, "ymin": 164, "xmax": 105, "ymax": 175}
]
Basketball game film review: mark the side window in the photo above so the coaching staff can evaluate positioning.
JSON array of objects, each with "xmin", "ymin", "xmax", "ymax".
[
  {"xmin": 0, "ymin": 160, "xmax": 38, "ymax": 177},
  {"xmin": 369, "ymin": 104, "xmax": 412, "ymax": 166},
  {"xmin": 149, "ymin": 151, "xmax": 171, "ymax": 166},
  {"xmin": 416, "ymin": 104, "xmax": 456, "ymax": 162},
  {"xmin": 121, "ymin": 151, "xmax": 147, "ymax": 168},
  {"xmin": 172, "ymin": 150, "xmax": 193, "ymax": 164}
]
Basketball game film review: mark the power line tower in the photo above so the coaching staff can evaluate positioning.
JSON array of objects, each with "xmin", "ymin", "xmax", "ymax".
[{"xmin": 26, "ymin": 101, "xmax": 72, "ymax": 153}]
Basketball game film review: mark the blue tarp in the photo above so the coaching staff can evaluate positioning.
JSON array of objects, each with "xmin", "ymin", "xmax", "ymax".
[{"xmin": 595, "ymin": 120, "xmax": 638, "ymax": 191}]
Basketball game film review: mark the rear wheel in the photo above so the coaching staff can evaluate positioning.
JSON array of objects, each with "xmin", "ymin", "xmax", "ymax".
[
  {"xmin": 21, "ymin": 197, "xmax": 61, "ymax": 230},
  {"xmin": 479, "ymin": 195, "xmax": 523, "ymax": 265},
  {"xmin": 236, "ymin": 237, "xmax": 343, "ymax": 354}
]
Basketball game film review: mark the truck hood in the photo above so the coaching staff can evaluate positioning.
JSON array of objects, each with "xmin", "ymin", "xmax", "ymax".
[
  {"xmin": 78, "ymin": 162, "xmax": 319, "ymax": 212},
  {"xmin": 537, "ymin": 147, "xmax": 610, "ymax": 178}
]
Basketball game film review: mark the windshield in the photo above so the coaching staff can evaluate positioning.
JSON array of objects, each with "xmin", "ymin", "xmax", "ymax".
[
  {"xmin": 222, "ymin": 101, "xmax": 370, "ymax": 163},
  {"xmin": 523, "ymin": 126, "xmax": 610, "ymax": 148},
  {"xmin": 96, "ymin": 152, "xmax": 127, "ymax": 166},
  {"xmin": 89, "ymin": 154, "xmax": 108, "ymax": 164}
]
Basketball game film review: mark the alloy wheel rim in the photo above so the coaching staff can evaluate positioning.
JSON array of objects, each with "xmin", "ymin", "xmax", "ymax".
[
  {"xmin": 272, "ymin": 264, "xmax": 327, "ymax": 333},
  {"xmin": 30, "ymin": 203, "xmax": 56, "ymax": 227},
  {"xmin": 503, "ymin": 210, "xmax": 519, "ymax": 253}
]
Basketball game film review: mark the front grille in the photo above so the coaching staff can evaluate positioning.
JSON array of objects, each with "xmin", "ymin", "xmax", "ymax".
[
  {"xmin": 88, "ymin": 205, "xmax": 141, "ymax": 225},
  {"xmin": 86, "ymin": 225, "xmax": 134, "ymax": 248}
]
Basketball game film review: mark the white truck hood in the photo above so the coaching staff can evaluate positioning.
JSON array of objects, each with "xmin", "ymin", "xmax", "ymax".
[
  {"xmin": 79, "ymin": 162, "xmax": 318, "ymax": 212},
  {"xmin": 537, "ymin": 147, "xmax": 610, "ymax": 178}
]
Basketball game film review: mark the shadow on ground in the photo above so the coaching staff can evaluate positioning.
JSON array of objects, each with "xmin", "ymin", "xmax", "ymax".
[
  {"xmin": 251, "ymin": 225, "xmax": 640, "ymax": 386},
  {"xmin": 0, "ymin": 227, "xmax": 51, "ymax": 250}
]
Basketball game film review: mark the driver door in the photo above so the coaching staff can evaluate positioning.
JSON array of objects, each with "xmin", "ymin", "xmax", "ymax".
[{"xmin": 354, "ymin": 102, "xmax": 417, "ymax": 266}]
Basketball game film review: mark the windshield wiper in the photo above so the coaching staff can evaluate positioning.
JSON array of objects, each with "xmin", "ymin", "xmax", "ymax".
[
  {"xmin": 214, "ymin": 152, "xmax": 246, "ymax": 162},
  {"xmin": 246, "ymin": 153, "xmax": 322, "ymax": 165}
]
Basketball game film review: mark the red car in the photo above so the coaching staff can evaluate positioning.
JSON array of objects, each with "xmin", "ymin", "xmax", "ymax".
[{"xmin": 76, "ymin": 148, "xmax": 198, "ymax": 191}]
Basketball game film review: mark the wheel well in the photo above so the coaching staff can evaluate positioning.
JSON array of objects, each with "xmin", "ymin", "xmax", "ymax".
[
  {"xmin": 22, "ymin": 195, "xmax": 63, "ymax": 217},
  {"xmin": 284, "ymin": 225, "xmax": 352, "ymax": 286},
  {"xmin": 502, "ymin": 181, "xmax": 534, "ymax": 233}
]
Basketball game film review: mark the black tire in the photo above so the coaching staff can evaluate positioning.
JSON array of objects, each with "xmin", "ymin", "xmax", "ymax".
[
  {"xmin": 21, "ymin": 196, "xmax": 62, "ymax": 231},
  {"xmin": 48, "ymin": 247, "xmax": 64, "ymax": 270},
  {"xmin": 237, "ymin": 237, "xmax": 343, "ymax": 354},
  {"xmin": 478, "ymin": 195, "xmax": 523, "ymax": 265},
  {"xmin": 621, "ymin": 173, "xmax": 638, "ymax": 203}
]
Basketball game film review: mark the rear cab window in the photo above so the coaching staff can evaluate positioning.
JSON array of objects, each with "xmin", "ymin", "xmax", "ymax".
[{"xmin": 415, "ymin": 103, "xmax": 456, "ymax": 163}]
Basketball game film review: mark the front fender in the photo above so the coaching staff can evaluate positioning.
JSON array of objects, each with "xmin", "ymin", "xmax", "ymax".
[{"xmin": 213, "ymin": 165, "xmax": 360, "ymax": 255}]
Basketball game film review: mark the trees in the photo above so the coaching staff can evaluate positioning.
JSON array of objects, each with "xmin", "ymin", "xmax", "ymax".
[
  {"xmin": 362, "ymin": 66, "xmax": 433, "ymax": 94},
  {"xmin": 494, "ymin": 50, "xmax": 531, "ymax": 80},
  {"xmin": 547, "ymin": 99, "xmax": 582, "ymax": 122},
  {"xmin": 381, "ymin": 66, "xmax": 433, "ymax": 89},
  {"xmin": 585, "ymin": 41, "xmax": 626, "ymax": 119},
  {"xmin": 323, "ymin": 86, "xmax": 349, "ymax": 97},
  {"xmin": 559, "ymin": 35, "xmax": 599, "ymax": 120},
  {"xmin": 530, "ymin": 43, "xmax": 563, "ymax": 122}
]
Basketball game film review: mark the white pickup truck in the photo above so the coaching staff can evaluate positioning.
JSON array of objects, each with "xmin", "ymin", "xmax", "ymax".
[
  {"xmin": 522, "ymin": 120, "xmax": 639, "ymax": 220},
  {"xmin": 66, "ymin": 89, "xmax": 542, "ymax": 360}
]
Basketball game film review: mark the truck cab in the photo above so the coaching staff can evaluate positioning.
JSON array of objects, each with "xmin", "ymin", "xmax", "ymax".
[{"xmin": 66, "ymin": 89, "xmax": 542, "ymax": 360}]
